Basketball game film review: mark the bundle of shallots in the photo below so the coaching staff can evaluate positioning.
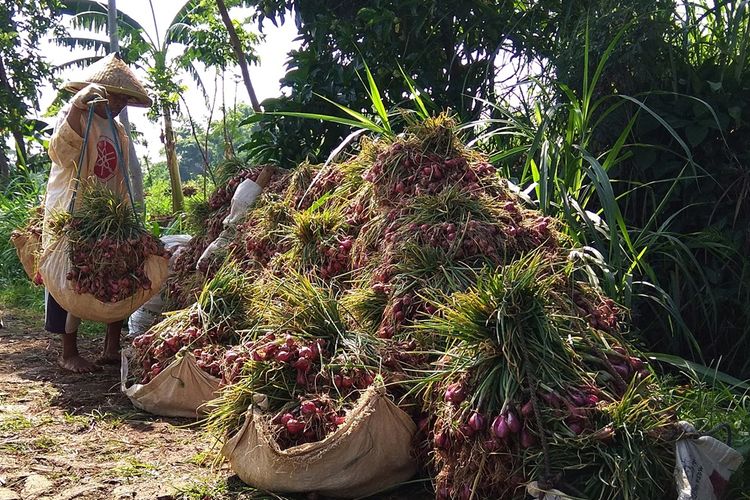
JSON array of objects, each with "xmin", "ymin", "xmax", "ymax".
[
  {"xmin": 55, "ymin": 187, "xmax": 168, "ymax": 302},
  {"xmin": 10, "ymin": 205, "xmax": 44, "ymax": 283},
  {"xmin": 40, "ymin": 185, "xmax": 169, "ymax": 322}
]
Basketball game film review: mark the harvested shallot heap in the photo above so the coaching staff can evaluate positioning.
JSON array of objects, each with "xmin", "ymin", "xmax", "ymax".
[
  {"xmin": 131, "ymin": 261, "xmax": 255, "ymax": 383},
  {"xmin": 51, "ymin": 184, "xmax": 170, "ymax": 303}
]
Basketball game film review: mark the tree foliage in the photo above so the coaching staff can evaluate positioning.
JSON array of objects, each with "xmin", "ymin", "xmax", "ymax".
[
  {"xmin": 236, "ymin": 0, "xmax": 750, "ymax": 377},
  {"xmin": 57, "ymin": 0, "xmax": 260, "ymax": 211},
  {"xmin": 241, "ymin": 0, "xmax": 554, "ymax": 166},
  {"xmin": 239, "ymin": 0, "xmax": 680, "ymax": 167},
  {"xmin": 175, "ymin": 102, "xmax": 256, "ymax": 181},
  {"xmin": 0, "ymin": 0, "xmax": 65, "ymax": 176}
]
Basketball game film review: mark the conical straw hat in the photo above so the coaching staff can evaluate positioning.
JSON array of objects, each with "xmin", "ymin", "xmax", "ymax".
[{"xmin": 62, "ymin": 52, "xmax": 152, "ymax": 107}]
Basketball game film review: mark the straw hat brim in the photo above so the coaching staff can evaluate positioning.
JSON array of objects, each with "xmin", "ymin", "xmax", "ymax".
[
  {"xmin": 63, "ymin": 81, "xmax": 152, "ymax": 108},
  {"xmin": 61, "ymin": 53, "xmax": 152, "ymax": 108}
]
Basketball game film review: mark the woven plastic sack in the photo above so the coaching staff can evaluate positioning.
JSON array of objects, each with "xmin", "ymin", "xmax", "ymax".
[
  {"xmin": 39, "ymin": 235, "xmax": 168, "ymax": 323},
  {"xmin": 675, "ymin": 421, "xmax": 744, "ymax": 500},
  {"xmin": 10, "ymin": 230, "xmax": 42, "ymax": 282},
  {"xmin": 221, "ymin": 383, "xmax": 418, "ymax": 498},
  {"xmin": 127, "ymin": 234, "xmax": 192, "ymax": 337},
  {"xmin": 161, "ymin": 234, "xmax": 193, "ymax": 255},
  {"xmin": 197, "ymin": 179, "xmax": 262, "ymax": 270},
  {"xmin": 127, "ymin": 307, "xmax": 161, "ymax": 338},
  {"xmin": 121, "ymin": 349, "xmax": 220, "ymax": 418}
]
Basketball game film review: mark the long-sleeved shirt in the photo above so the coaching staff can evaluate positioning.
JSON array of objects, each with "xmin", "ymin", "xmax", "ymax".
[{"xmin": 43, "ymin": 104, "xmax": 131, "ymax": 248}]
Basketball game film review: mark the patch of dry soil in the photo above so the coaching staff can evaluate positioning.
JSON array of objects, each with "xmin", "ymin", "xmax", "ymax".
[
  {"xmin": 0, "ymin": 309, "xmax": 233, "ymax": 500},
  {"xmin": 0, "ymin": 309, "xmax": 433, "ymax": 500}
]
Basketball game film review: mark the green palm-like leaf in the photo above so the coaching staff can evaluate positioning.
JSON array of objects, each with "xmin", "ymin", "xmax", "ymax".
[
  {"xmin": 56, "ymin": 56, "xmax": 101, "ymax": 71},
  {"xmin": 54, "ymin": 36, "xmax": 110, "ymax": 54},
  {"xmin": 165, "ymin": 22, "xmax": 195, "ymax": 46},
  {"xmin": 165, "ymin": 0, "xmax": 205, "ymax": 37},
  {"xmin": 181, "ymin": 61, "xmax": 208, "ymax": 102},
  {"xmin": 61, "ymin": 0, "xmax": 145, "ymax": 33}
]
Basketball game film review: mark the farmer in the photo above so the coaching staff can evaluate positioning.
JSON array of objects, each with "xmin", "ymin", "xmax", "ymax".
[{"xmin": 43, "ymin": 53, "xmax": 151, "ymax": 373}]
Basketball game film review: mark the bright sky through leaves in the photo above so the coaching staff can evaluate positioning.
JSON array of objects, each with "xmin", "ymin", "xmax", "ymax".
[{"xmin": 36, "ymin": 0, "xmax": 298, "ymax": 162}]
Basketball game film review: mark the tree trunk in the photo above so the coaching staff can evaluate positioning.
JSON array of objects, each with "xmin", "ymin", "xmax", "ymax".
[
  {"xmin": 0, "ymin": 56, "xmax": 28, "ymax": 166},
  {"xmin": 215, "ymin": 0, "xmax": 261, "ymax": 112},
  {"xmin": 108, "ymin": 0, "xmax": 144, "ymax": 205},
  {"xmin": 0, "ymin": 147, "xmax": 10, "ymax": 179},
  {"xmin": 162, "ymin": 103, "xmax": 184, "ymax": 212}
]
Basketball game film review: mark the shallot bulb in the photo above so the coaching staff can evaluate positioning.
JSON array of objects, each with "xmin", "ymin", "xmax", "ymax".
[
  {"xmin": 444, "ymin": 383, "xmax": 467, "ymax": 405},
  {"xmin": 491, "ymin": 415, "xmax": 510, "ymax": 440},
  {"xmin": 468, "ymin": 412, "xmax": 485, "ymax": 432},
  {"xmin": 506, "ymin": 410, "xmax": 522, "ymax": 433}
]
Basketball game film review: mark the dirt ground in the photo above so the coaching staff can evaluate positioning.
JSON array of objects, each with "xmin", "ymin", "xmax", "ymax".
[
  {"xmin": 0, "ymin": 307, "xmax": 256, "ymax": 500},
  {"xmin": 0, "ymin": 308, "xmax": 433, "ymax": 500}
]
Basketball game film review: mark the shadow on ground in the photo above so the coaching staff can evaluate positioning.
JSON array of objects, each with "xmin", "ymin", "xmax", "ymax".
[
  {"xmin": 0, "ymin": 309, "xmax": 189, "ymax": 428},
  {"xmin": 0, "ymin": 309, "xmax": 434, "ymax": 499}
]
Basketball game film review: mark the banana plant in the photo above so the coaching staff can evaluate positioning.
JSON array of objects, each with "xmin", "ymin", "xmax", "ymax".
[{"xmin": 56, "ymin": 0, "xmax": 259, "ymax": 212}]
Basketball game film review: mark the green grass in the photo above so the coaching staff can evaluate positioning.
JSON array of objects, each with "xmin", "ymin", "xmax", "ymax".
[
  {"xmin": 62, "ymin": 409, "xmax": 144, "ymax": 431},
  {"xmin": 87, "ymin": 409, "xmax": 126, "ymax": 428},
  {"xmin": 77, "ymin": 324, "xmax": 100, "ymax": 338},
  {"xmin": 175, "ymin": 475, "xmax": 283, "ymax": 500},
  {"xmin": 175, "ymin": 477, "xmax": 230, "ymax": 500},
  {"xmin": 0, "ymin": 279, "xmax": 44, "ymax": 311},
  {"xmin": 62, "ymin": 411, "xmax": 94, "ymax": 431},
  {"xmin": 186, "ymin": 449, "xmax": 220, "ymax": 467},
  {"xmin": 111, "ymin": 457, "xmax": 157, "ymax": 478},
  {"xmin": 0, "ymin": 169, "xmax": 44, "ymax": 286},
  {"xmin": 0, "ymin": 414, "xmax": 33, "ymax": 432},
  {"xmin": 31, "ymin": 436, "xmax": 59, "ymax": 451},
  {"xmin": 0, "ymin": 442, "xmax": 28, "ymax": 453},
  {"xmin": 0, "ymin": 280, "xmax": 112, "ymax": 341},
  {"xmin": 0, "ymin": 283, "xmax": 114, "ymax": 339}
]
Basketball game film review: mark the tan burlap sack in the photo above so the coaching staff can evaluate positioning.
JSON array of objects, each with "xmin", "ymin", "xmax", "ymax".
[
  {"xmin": 10, "ymin": 231, "xmax": 41, "ymax": 281},
  {"xmin": 221, "ymin": 383, "xmax": 418, "ymax": 498},
  {"xmin": 121, "ymin": 350, "xmax": 221, "ymax": 418},
  {"xmin": 39, "ymin": 236, "xmax": 168, "ymax": 323}
]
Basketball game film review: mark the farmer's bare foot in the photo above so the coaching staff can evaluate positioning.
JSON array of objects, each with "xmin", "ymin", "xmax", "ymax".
[
  {"xmin": 95, "ymin": 352, "xmax": 120, "ymax": 365},
  {"xmin": 58, "ymin": 354, "xmax": 102, "ymax": 373},
  {"xmin": 100, "ymin": 321, "xmax": 122, "ymax": 366}
]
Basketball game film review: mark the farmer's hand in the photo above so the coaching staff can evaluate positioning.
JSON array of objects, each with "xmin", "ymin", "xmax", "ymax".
[
  {"xmin": 195, "ymin": 169, "xmax": 273, "ymax": 271},
  {"xmin": 255, "ymin": 165, "xmax": 275, "ymax": 189},
  {"xmin": 196, "ymin": 230, "xmax": 231, "ymax": 272},
  {"xmin": 71, "ymin": 84, "xmax": 108, "ymax": 110}
]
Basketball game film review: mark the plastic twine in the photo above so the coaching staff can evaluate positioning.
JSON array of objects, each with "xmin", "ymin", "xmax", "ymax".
[
  {"xmin": 67, "ymin": 103, "xmax": 98, "ymax": 214},
  {"xmin": 104, "ymin": 103, "xmax": 137, "ymax": 216}
]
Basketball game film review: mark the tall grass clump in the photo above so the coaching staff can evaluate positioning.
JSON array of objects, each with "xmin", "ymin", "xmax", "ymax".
[
  {"xmin": 0, "ymin": 168, "xmax": 45, "ymax": 309},
  {"xmin": 470, "ymin": 21, "xmax": 750, "ymax": 377}
]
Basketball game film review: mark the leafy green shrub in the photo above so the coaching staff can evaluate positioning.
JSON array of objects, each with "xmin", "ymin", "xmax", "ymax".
[
  {"xmin": 544, "ymin": 2, "xmax": 750, "ymax": 376},
  {"xmin": 0, "ymin": 168, "xmax": 45, "ymax": 309},
  {"xmin": 143, "ymin": 161, "xmax": 211, "ymax": 232},
  {"xmin": 0, "ymin": 169, "xmax": 44, "ymax": 283},
  {"xmin": 144, "ymin": 175, "xmax": 174, "ymax": 220}
]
